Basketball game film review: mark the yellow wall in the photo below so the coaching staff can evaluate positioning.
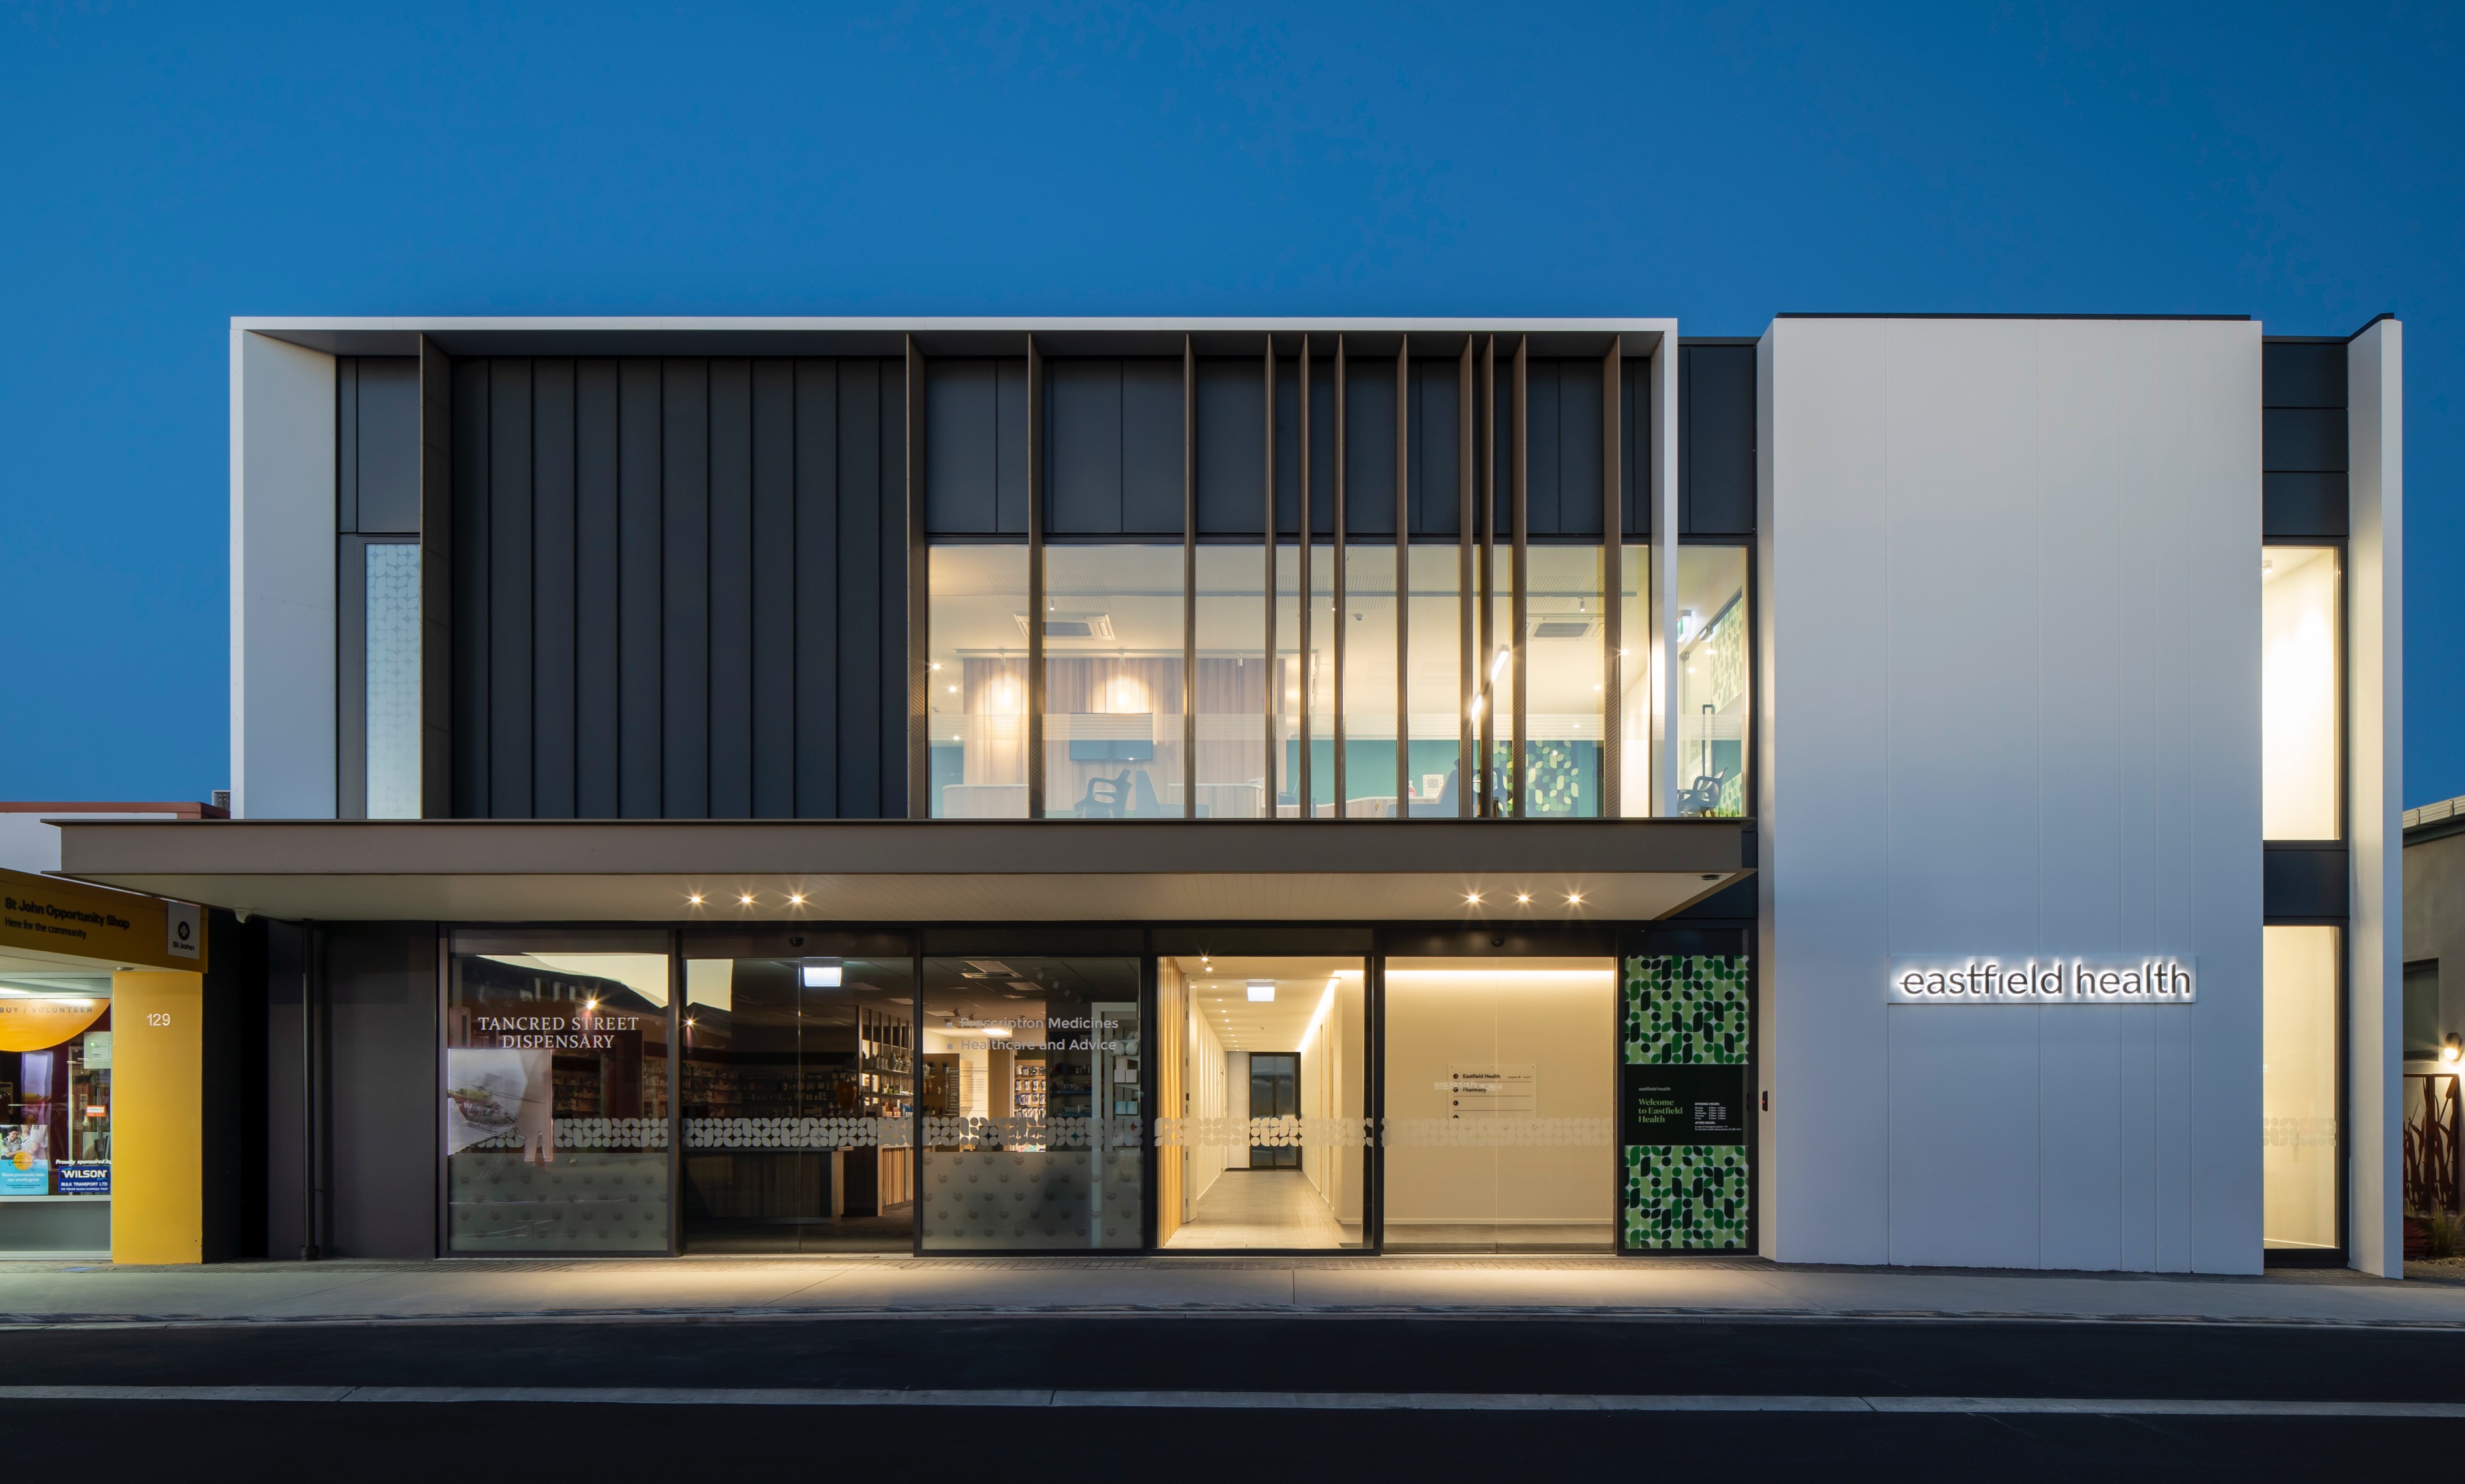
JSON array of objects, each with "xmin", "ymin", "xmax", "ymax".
[{"xmin": 110, "ymin": 970, "xmax": 202, "ymax": 1264}]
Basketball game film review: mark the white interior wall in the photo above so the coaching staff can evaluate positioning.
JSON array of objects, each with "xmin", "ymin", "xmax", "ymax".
[
  {"xmin": 1225, "ymin": 1049, "xmax": 1248, "ymax": 1170},
  {"xmin": 232, "ymin": 329, "xmax": 337, "ymax": 820},
  {"xmin": 1186, "ymin": 1006, "xmax": 1229, "ymax": 1207},
  {"xmin": 1759, "ymin": 316, "xmax": 2263, "ymax": 1273},
  {"xmin": 2348, "ymin": 318, "xmax": 2404, "ymax": 1276}
]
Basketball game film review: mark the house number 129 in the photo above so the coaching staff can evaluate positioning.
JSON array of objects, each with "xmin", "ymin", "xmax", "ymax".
[{"xmin": 146, "ymin": 1012, "xmax": 171, "ymax": 1026}]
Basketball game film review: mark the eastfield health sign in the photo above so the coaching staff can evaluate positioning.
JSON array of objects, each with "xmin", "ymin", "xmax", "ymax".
[{"xmin": 1888, "ymin": 957, "xmax": 2196, "ymax": 1005}]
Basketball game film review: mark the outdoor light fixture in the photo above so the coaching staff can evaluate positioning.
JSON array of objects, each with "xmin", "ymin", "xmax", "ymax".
[
  {"xmin": 787, "ymin": 892, "xmax": 806, "ymax": 906},
  {"xmin": 802, "ymin": 962, "xmax": 844, "ymax": 988},
  {"xmin": 687, "ymin": 894, "xmax": 705, "ymax": 906},
  {"xmin": 1566, "ymin": 892, "xmax": 1585, "ymax": 906},
  {"xmin": 739, "ymin": 894, "xmax": 755, "ymax": 906},
  {"xmin": 1247, "ymin": 981, "xmax": 1276, "ymax": 1002},
  {"xmin": 1465, "ymin": 892, "xmax": 1484, "ymax": 906},
  {"xmin": 1516, "ymin": 893, "xmax": 1532, "ymax": 904},
  {"xmin": 2445, "ymin": 1034, "xmax": 2460, "ymax": 1065}
]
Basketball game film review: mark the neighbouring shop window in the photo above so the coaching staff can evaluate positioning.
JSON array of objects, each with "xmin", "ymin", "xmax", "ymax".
[
  {"xmin": 365, "ymin": 542, "xmax": 422, "ymax": 818},
  {"xmin": 2406, "ymin": 960, "xmax": 2443, "ymax": 1063},
  {"xmin": 2263, "ymin": 925, "xmax": 2340, "ymax": 1252},
  {"xmin": 928, "ymin": 544, "xmax": 1031, "ymax": 819},
  {"xmin": 2263, "ymin": 546, "xmax": 2340, "ymax": 840},
  {"xmin": 1044, "ymin": 544, "xmax": 1186, "ymax": 819},
  {"xmin": 919, "ymin": 956, "xmax": 1143, "ymax": 1250},
  {"xmin": 1155, "ymin": 955, "xmax": 1367, "ymax": 1250},
  {"xmin": 1382, "ymin": 957, "xmax": 1616, "ymax": 1253},
  {"xmin": 0, "ymin": 975, "xmax": 112, "ymax": 1257},
  {"xmin": 1675, "ymin": 546, "xmax": 1748, "ymax": 817},
  {"xmin": 445, "ymin": 931, "xmax": 672, "ymax": 1253},
  {"xmin": 680, "ymin": 942, "xmax": 914, "ymax": 1253}
]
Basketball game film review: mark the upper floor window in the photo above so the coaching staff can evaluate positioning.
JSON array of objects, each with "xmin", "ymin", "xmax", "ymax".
[{"xmin": 2262, "ymin": 545, "xmax": 2340, "ymax": 840}]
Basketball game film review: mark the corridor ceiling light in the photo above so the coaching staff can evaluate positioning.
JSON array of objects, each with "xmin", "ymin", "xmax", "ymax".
[
  {"xmin": 1465, "ymin": 892, "xmax": 1483, "ymax": 906},
  {"xmin": 1566, "ymin": 893, "xmax": 1585, "ymax": 906},
  {"xmin": 787, "ymin": 892, "xmax": 807, "ymax": 906},
  {"xmin": 687, "ymin": 894, "xmax": 706, "ymax": 906},
  {"xmin": 1490, "ymin": 649, "xmax": 1510, "ymax": 683},
  {"xmin": 738, "ymin": 894, "xmax": 756, "ymax": 906},
  {"xmin": 1515, "ymin": 893, "xmax": 1532, "ymax": 904},
  {"xmin": 1247, "ymin": 981, "xmax": 1275, "ymax": 1002},
  {"xmin": 802, "ymin": 963, "xmax": 843, "ymax": 988}
]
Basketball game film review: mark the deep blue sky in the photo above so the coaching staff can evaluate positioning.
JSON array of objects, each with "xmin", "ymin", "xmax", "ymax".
[{"xmin": 3, "ymin": 3, "xmax": 2457, "ymax": 804}]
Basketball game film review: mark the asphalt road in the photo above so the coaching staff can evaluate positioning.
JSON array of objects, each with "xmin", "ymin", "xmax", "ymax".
[{"xmin": 3, "ymin": 1314, "xmax": 2457, "ymax": 1480}]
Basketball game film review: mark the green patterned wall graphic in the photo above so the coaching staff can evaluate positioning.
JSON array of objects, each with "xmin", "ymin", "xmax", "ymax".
[
  {"xmin": 1623, "ymin": 956, "xmax": 1748, "ymax": 1066},
  {"xmin": 1623, "ymin": 954, "xmax": 1752, "ymax": 1251},
  {"xmin": 1624, "ymin": 1146, "xmax": 1748, "ymax": 1249}
]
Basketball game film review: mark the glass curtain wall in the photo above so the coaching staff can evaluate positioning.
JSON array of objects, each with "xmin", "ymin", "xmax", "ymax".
[
  {"xmin": 919, "ymin": 955, "xmax": 1144, "ymax": 1249},
  {"xmin": 679, "ymin": 938, "xmax": 914, "ymax": 1253},
  {"xmin": 1523, "ymin": 545, "xmax": 1606, "ymax": 816},
  {"xmin": 1193, "ymin": 544, "xmax": 1268, "ymax": 818},
  {"xmin": 1341, "ymin": 545, "xmax": 1400, "ymax": 816},
  {"xmin": 1479, "ymin": 556, "xmax": 1516, "ymax": 815},
  {"xmin": 1273, "ymin": 543, "xmax": 1302, "ymax": 816},
  {"xmin": 1043, "ymin": 545, "xmax": 1185, "ymax": 819},
  {"xmin": 445, "ymin": 931, "xmax": 673, "ymax": 1253},
  {"xmin": 1158, "ymin": 955, "xmax": 1368, "ymax": 1249},
  {"xmin": 1382, "ymin": 957, "xmax": 1617, "ymax": 1251},
  {"xmin": 2263, "ymin": 546, "xmax": 2340, "ymax": 840},
  {"xmin": 928, "ymin": 545, "xmax": 1032, "ymax": 819},
  {"xmin": 1407, "ymin": 544, "xmax": 1468, "ymax": 816},
  {"xmin": 2263, "ymin": 925, "xmax": 2340, "ymax": 1252},
  {"xmin": 1675, "ymin": 546, "xmax": 1749, "ymax": 817},
  {"xmin": 1619, "ymin": 546, "xmax": 1652, "ymax": 817}
]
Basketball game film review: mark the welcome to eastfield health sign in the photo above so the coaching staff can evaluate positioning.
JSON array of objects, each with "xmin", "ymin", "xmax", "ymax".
[{"xmin": 1889, "ymin": 957, "xmax": 2196, "ymax": 1005}]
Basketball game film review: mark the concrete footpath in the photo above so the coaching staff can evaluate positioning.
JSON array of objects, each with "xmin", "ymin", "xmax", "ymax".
[{"xmin": 0, "ymin": 1255, "xmax": 2462, "ymax": 1329}]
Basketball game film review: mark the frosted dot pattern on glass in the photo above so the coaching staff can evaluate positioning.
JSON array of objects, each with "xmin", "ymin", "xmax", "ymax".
[{"xmin": 366, "ymin": 543, "xmax": 423, "ymax": 819}]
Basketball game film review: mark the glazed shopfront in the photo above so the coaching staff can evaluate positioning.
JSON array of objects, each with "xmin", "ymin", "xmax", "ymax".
[{"xmin": 436, "ymin": 917, "xmax": 1752, "ymax": 1257}]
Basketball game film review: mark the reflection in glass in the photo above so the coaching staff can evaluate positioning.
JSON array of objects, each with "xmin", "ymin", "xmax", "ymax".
[
  {"xmin": 1675, "ymin": 547, "xmax": 1749, "ymax": 817},
  {"xmin": 1406, "ymin": 544, "xmax": 1467, "ymax": 816},
  {"xmin": 1192, "ymin": 544, "xmax": 1267, "ymax": 818},
  {"xmin": 1522, "ymin": 546, "xmax": 1604, "ymax": 816},
  {"xmin": 446, "ymin": 932, "xmax": 672, "ymax": 1252},
  {"xmin": 2263, "ymin": 546, "xmax": 2340, "ymax": 840},
  {"xmin": 1619, "ymin": 545, "xmax": 1652, "ymax": 816},
  {"xmin": 919, "ymin": 957, "xmax": 1143, "ymax": 1250},
  {"xmin": 1044, "ymin": 545, "xmax": 1185, "ymax": 819},
  {"xmin": 2263, "ymin": 925, "xmax": 2340, "ymax": 1251},
  {"xmin": 928, "ymin": 545, "xmax": 1030, "ymax": 819},
  {"xmin": 1273, "ymin": 544, "xmax": 1302, "ymax": 815},
  {"xmin": 1382, "ymin": 957, "xmax": 1617, "ymax": 1251},
  {"xmin": 1340, "ymin": 545, "xmax": 1400, "ymax": 816},
  {"xmin": 1159, "ymin": 956, "xmax": 1367, "ymax": 1250},
  {"xmin": 680, "ymin": 947, "xmax": 913, "ymax": 1253},
  {"xmin": 1480, "ymin": 556, "xmax": 1516, "ymax": 815}
]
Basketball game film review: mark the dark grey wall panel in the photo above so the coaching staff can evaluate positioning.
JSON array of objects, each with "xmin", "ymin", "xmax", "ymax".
[
  {"xmin": 794, "ymin": 360, "xmax": 841, "ymax": 816},
  {"xmin": 2264, "ymin": 341, "xmax": 2345, "ymax": 408},
  {"xmin": 925, "ymin": 358, "xmax": 999, "ymax": 535},
  {"xmin": 531, "ymin": 360, "xmax": 577, "ymax": 820},
  {"xmin": 1409, "ymin": 359, "xmax": 1461, "ymax": 539},
  {"xmin": 751, "ymin": 361, "xmax": 797, "ymax": 818},
  {"xmin": 996, "ymin": 360, "xmax": 1029, "ymax": 535},
  {"xmin": 449, "ymin": 362, "xmax": 490, "ymax": 816},
  {"xmin": 320, "ymin": 923, "xmax": 439, "ymax": 1258},
  {"xmin": 2266, "ymin": 842, "xmax": 2350, "ymax": 917},
  {"xmin": 1553, "ymin": 359, "xmax": 1604, "ymax": 538},
  {"xmin": 708, "ymin": 359, "xmax": 754, "ymax": 819},
  {"xmin": 1120, "ymin": 358, "xmax": 1183, "ymax": 536},
  {"xmin": 2265, "ymin": 472, "xmax": 2349, "ymax": 539},
  {"xmin": 1274, "ymin": 359, "xmax": 1337, "ymax": 537},
  {"xmin": 837, "ymin": 362, "xmax": 882, "ymax": 818},
  {"xmin": 355, "ymin": 359, "xmax": 422, "ymax": 533},
  {"xmin": 1682, "ymin": 343, "xmax": 1755, "ymax": 535},
  {"xmin": 1620, "ymin": 363, "xmax": 1650, "ymax": 537},
  {"xmin": 452, "ymin": 355, "xmax": 910, "ymax": 819},
  {"xmin": 486, "ymin": 361, "xmax": 533, "ymax": 818},
  {"xmin": 1345, "ymin": 356, "xmax": 1397, "ymax": 537},
  {"xmin": 661, "ymin": 360, "xmax": 711, "ymax": 818},
  {"xmin": 1526, "ymin": 361, "xmax": 1561, "ymax": 535},
  {"xmin": 2263, "ymin": 408, "xmax": 2347, "ymax": 472},
  {"xmin": 1048, "ymin": 359, "xmax": 1123, "ymax": 534},
  {"xmin": 1195, "ymin": 357, "xmax": 1264, "ymax": 537},
  {"xmin": 337, "ymin": 359, "xmax": 358, "ymax": 531},
  {"xmin": 574, "ymin": 362, "xmax": 621, "ymax": 818},
  {"xmin": 617, "ymin": 360, "xmax": 664, "ymax": 818}
]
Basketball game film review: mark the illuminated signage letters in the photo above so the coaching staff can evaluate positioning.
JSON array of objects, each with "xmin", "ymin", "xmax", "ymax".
[{"xmin": 1888, "ymin": 957, "xmax": 2196, "ymax": 1005}]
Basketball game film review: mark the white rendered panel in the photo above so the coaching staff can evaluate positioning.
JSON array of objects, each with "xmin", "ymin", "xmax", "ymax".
[
  {"xmin": 233, "ymin": 330, "xmax": 337, "ymax": 819},
  {"xmin": 1763, "ymin": 317, "xmax": 2260, "ymax": 1273},
  {"xmin": 2348, "ymin": 318, "xmax": 2404, "ymax": 1276}
]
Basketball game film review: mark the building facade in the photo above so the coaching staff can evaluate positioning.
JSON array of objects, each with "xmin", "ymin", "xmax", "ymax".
[{"xmin": 50, "ymin": 314, "xmax": 2400, "ymax": 1272}]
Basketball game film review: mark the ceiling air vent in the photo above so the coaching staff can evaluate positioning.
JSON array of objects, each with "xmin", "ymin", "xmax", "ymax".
[
  {"xmin": 1015, "ymin": 612, "xmax": 1116, "ymax": 640},
  {"xmin": 1529, "ymin": 617, "xmax": 1596, "ymax": 640}
]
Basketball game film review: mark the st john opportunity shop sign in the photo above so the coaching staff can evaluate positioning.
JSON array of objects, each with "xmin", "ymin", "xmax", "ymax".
[{"xmin": 1888, "ymin": 957, "xmax": 2196, "ymax": 1005}]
